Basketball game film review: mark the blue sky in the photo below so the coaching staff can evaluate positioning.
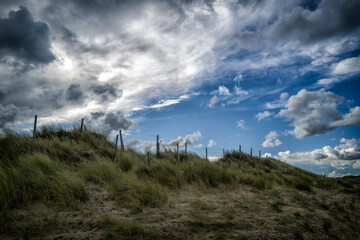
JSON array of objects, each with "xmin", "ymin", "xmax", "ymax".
[{"xmin": 0, "ymin": 0, "xmax": 359, "ymax": 177}]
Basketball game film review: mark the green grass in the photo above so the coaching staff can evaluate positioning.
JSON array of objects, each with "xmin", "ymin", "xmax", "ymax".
[
  {"xmin": 0, "ymin": 153, "xmax": 86, "ymax": 209},
  {"xmin": 1, "ymin": 127, "xmax": 358, "ymax": 212},
  {"xmin": 82, "ymin": 159, "xmax": 168, "ymax": 212},
  {"xmin": 97, "ymin": 215, "xmax": 167, "ymax": 240},
  {"xmin": 0, "ymin": 127, "xmax": 359, "ymax": 239}
]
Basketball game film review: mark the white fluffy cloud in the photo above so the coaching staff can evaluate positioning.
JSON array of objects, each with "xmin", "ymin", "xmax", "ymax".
[
  {"xmin": 208, "ymin": 139, "xmax": 217, "ymax": 147},
  {"xmin": 277, "ymin": 138, "xmax": 360, "ymax": 169},
  {"xmin": 255, "ymin": 110, "xmax": 273, "ymax": 121},
  {"xmin": 236, "ymin": 119, "xmax": 247, "ymax": 130},
  {"xmin": 208, "ymin": 96, "xmax": 219, "ymax": 108},
  {"xmin": 265, "ymin": 92, "xmax": 288, "ymax": 109},
  {"xmin": 279, "ymin": 89, "xmax": 360, "ymax": 138},
  {"xmin": 263, "ymin": 153, "xmax": 272, "ymax": 158},
  {"xmin": 331, "ymin": 107, "xmax": 360, "ymax": 127},
  {"xmin": 262, "ymin": 131, "xmax": 282, "ymax": 148},
  {"xmin": 332, "ymin": 57, "xmax": 360, "ymax": 75},
  {"xmin": 137, "ymin": 131, "xmax": 202, "ymax": 152},
  {"xmin": 218, "ymin": 86, "xmax": 231, "ymax": 96},
  {"xmin": 166, "ymin": 131, "xmax": 202, "ymax": 148}
]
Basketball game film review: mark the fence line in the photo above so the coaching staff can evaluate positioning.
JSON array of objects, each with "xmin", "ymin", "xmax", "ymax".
[{"xmin": 30, "ymin": 115, "xmax": 265, "ymax": 161}]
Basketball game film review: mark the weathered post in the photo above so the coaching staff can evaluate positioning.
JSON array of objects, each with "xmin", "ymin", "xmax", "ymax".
[
  {"xmin": 223, "ymin": 148, "xmax": 225, "ymax": 157},
  {"xmin": 185, "ymin": 142, "xmax": 187, "ymax": 154},
  {"xmin": 177, "ymin": 143, "xmax": 180, "ymax": 162},
  {"xmin": 259, "ymin": 150, "xmax": 261, "ymax": 159},
  {"xmin": 147, "ymin": 152, "xmax": 151, "ymax": 166},
  {"xmin": 205, "ymin": 148, "xmax": 208, "ymax": 161},
  {"xmin": 250, "ymin": 147, "xmax": 252, "ymax": 157},
  {"xmin": 33, "ymin": 115, "xmax": 37, "ymax": 138},
  {"xmin": 156, "ymin": 135, "xmax": 160, "ymax": 155},
  {"xmin": 239, "ymin": 145, "xmax": 242, "ymax": 160},
  {"xmin": 113, "ymin": 135, "xmax": 119, "ymax": 162},
  {"xmin": 80, "ymin": 118, "xmax": 84, "ymax": 133},
  {"xmin": 119, "ymin": 130, "xmax": 125, "ymax": 151}
]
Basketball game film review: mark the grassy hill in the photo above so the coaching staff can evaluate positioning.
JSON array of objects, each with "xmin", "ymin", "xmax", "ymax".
[{"xmin": 1, "ymin": 127, "xmax": 359, "ymax": 239}]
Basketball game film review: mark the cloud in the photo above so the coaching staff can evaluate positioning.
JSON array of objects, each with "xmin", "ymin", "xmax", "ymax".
[
  {"xmin": 255, "ymin": 110, "xmax": 273, "ymax": 121},
  {"xmin": 208, "ymin": 96, "xmax": 219, "ymax": 108},
  {"xmin": 316, "ymin": 77, "xmax": 341, "ymax": 86},
  {"xmin": 327, "ymin": 171, "xmax": 351, "ymax": 178},
  {"xmin": 332, "ymin": 57, "xmax": 360, "ymax": 75},
  {"xmin": 133, "ymin": 94, "xmax": 196, "ymax": 111},
  {"xmin": 233, "ymin": 86, "xmax": 249, "ymax": 96},
  {"xmin": 209, "ymin": 85, "xmax": 250, "ymax": 107},
  {"xmin": 165, "ymin": 131, "xmax": 202, "ymax": 148},
  {"xmin": 85, "ymin": 111, "xmax": 137, "ymax": 137},
  {"xmin": 265, "ymin": 92, "xmax": 288, "ymax": 109},
  {"xmin": 208, "ymin": 139, "xmax": 216, "ymax": 147},
  {"xmin": 218, "ymin": 86, "xmax": 231, "ymax": 96},
  {"xmin": 104, "ymin": 112, "xmax": 137, "ymax": 131},
  {"xmin": 263, "ymin": 153, "xmax": 272, "ymax": 158},
  {"xmin": 233, "ymin": 73, "xmax": 243, "ymax": 82},
  {"xmin": 125, "ymin": 138, "xmax": 140, "ymax": 148},
  {"xmin": 0, "ymin": 6, "xmax": 55, "ymax": 64},
  {"xmin": 276, "ymin": 138, "xmax": 360, "ymax": 169},
  {"xmin": 266, "ymin": 0, "xmax": 360, "ymax": 45},
  {"xmin": 278, "ymin": 89, "xmax": 360, "ymax": 138},
  {"xmin": 331, "ymin": 106, "xmax": 360, "ymax": 127},
  {"xmin": 236, "ymin": 119, "xmax": 247, "ymax": 130},
  {"xmin": 0, "ymin": 104, "xmax": 20, "ymax": 128},
  {"xmin": 262, "ymin": 131, "xmax": 282, "ymax": 148},
  {"xmin": 0, "ymin": 0, "xmax": 359, "ymax": 133},
  {"xmin": 137, "ymin": 131, "xmax": 201, "ymax": 152},
  {"xmin": 65, "ymin": 84, "xmax": 84, "ymax": 103},
  {"xmin": 91, "ymin": 84, "xmax": 118, "ymax": 102}
]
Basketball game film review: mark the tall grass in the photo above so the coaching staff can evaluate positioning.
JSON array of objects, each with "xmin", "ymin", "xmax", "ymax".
[
  {"xmin": 0, "ymin": 127, "xmax": 352, "ymax": 214},
  {"xmin": 82, "ymin": 159, "xmax": 168, "ymax": 212},
  {"xmin": 0, "ymin": 153, "xmax": 86, "ymax": 209}
]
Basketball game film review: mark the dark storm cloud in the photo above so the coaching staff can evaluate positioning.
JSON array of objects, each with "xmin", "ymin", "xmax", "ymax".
[
  {"xmin": 61, "ymin": 27, "xmax": 78, "ymax": 44},
  {"xmin": 90, "ymin": 111, "xmax": 105, "ymax": 119},
  {"xmin": 61, "ymin": 26, "xmax": 108, "ymax": 55},
  {"xmin": 91, "ymin": 84, "xmax": 119, "ymax": 102},
  {"xmin": 268, "ymin": 0, "xmax": 360, "ymax": 44},
  {"xmin": 65, "ymin": 84, "xmax": 84, "ymax": 103},
  {"xmin": 104, "ymin": 112, "xmax": 137, "ymax": 130},
  {"xmin": 0, "ymin": 6, "xmax": 55, "ymax": 64},
  {"xmin": 0, "ymin": 104, "xmax": 19, "ymax": 128}
]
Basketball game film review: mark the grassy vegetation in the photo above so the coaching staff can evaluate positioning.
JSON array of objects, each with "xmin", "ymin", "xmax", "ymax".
[{"xmin": 0, "ymin": 127, "xmax": 359, "ymax": 239}]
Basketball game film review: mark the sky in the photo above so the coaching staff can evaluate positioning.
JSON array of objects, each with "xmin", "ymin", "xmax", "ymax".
[{"xmin": 0, "ymin": 0, "xmax": 359, "ymax": 177}]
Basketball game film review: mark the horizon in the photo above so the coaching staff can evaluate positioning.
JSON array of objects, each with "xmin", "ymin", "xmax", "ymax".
[{"xmin": 0, "ymin": 0, "xmax": 359, "ymax": 177}]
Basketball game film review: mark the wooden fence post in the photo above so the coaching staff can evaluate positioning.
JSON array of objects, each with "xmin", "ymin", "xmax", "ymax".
[
  {"xmin": 156, "ymin": 135, "xmax": 160, "ymax": 155},
  {"xmin": 250, "ymin": 147, "xmax": 252, "ymax": 157},
  {"xmin": 205, "ymin": 148, "xmax": 208, "ymax": 161},
  {"xmin": 147, "ymin": 152, "xmax": 151, "ymax": 166},
  {"xmin": 259, "ymin": 150, "xmax": 261, "ymax": 159},
  {"xmin": 33, "ymin": 115, "xmax": 37, "ymax": 138},
  {"xmin": 185, "ymin": 142, "xmax": 187, "ymax": 154},
  {"xmin": 80, "ymin": 118, "xmax": 84, "ymax": 132},
  {"xmin": 177, "ymin": 143, "xmax": 180, "ymax": 162},
  {"xmin": 113, "ymin": 135, "xmax": 119, "ymax": 162},
  {"xmin": 239, "ymin": 145, "xmax": 242, "ymax": 160},
  {"xmin": 223, "ymin": 148, "xmax": 225, "ymax": 157},
  {"xmin": 119, "ymin": 130, "xmax": 125, "ymax": 151}
]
